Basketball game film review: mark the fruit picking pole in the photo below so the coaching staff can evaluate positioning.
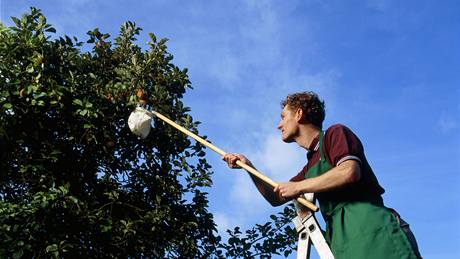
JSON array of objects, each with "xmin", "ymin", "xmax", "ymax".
[{"xmin": 152, "ymin": 110, "xmax": 319, "ymax": 212}]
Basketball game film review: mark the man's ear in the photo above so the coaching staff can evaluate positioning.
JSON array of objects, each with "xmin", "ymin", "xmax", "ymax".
[{"xmin": 295, "ymin": 108, "xmax": 303, "ymax": 122}]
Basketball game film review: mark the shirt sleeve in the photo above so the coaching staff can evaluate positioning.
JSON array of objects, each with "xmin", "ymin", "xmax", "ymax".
[
  {"xmin": 324, "ymin": 124, "xmax": 364, "ymax": 166},
  {"xmin": 290, "ymin": 165, "xmax": 308, "ymax": 182}
]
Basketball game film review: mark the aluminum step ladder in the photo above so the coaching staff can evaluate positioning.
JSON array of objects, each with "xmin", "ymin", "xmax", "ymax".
[{"xmin": 292, "ymin": 193, "xmax": 334, "ymax": 259}]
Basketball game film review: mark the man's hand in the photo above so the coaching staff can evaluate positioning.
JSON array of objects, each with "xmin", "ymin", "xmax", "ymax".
[
  {"xmin": 222, "ymin": 153, "xmax": 253, "ymax": 169},
  {"xmin": 274, "ymin": 181, "xmax": 303, "ymax": 199}
]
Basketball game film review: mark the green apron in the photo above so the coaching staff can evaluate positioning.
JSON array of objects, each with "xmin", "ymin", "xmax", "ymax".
[{"xmin": 304, "ymin": 131, "xmax": 419, "ymax": 259}]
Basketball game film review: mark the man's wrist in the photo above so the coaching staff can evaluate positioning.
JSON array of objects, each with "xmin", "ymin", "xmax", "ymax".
[{"xmin": 299, "ymin": 179, "xmax": 311, "ymax": 194}]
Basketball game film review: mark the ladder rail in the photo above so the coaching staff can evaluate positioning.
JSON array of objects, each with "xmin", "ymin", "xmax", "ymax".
[{"xmin": 292, "ymin": 194, "xmax": 334, "ymax": 259}]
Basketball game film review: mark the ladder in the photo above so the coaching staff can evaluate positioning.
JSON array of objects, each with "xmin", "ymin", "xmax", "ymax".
[{"xmin": 292, "ymin": 193, "xmax": 334, "ymax": 259}]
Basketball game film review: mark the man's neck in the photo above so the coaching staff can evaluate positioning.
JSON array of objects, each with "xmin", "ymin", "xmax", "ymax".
[{"xmin": 295, "ymin": 124, "xmax": 321, "ymax": 150}]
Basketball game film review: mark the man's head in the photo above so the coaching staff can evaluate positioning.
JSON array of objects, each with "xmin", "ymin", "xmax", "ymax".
[{"xmin": 278, "ymin": 91, "xmax": 325, "ymax": 142}]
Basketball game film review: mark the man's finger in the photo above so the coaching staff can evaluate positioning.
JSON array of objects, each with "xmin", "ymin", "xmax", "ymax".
[{"xmin": 222, "ymin": 155, "xmax": 234, "ymax": 168}]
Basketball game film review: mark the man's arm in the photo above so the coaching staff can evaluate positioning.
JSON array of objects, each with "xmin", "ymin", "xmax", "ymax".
[
  {"xmin": 274, "ymin": 160, "xmax": 361, "ymax": 199},
  {"xmin": 223, "ymin": 153, "xmax": 287, "ymax": 207},
  {"xmin": 247, "ymin": 172, "xmax": 286, "ymax": 206}
]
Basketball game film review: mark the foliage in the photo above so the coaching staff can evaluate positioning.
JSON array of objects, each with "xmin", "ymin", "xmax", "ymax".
[
  {"xmin": 0, "ymin": 7, "xmax": 297, "ymax": 258},
  {"xmin": 222, "ymin": 206, "xmax": 297, "ymax": 258}
]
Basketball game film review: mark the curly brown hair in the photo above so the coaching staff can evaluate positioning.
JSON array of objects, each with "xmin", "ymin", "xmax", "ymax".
[{"xmin": 281, "ymin": 91, "xmax": 326, "ymax": 129}]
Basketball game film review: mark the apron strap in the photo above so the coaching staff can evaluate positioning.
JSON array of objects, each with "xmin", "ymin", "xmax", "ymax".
[{"xmin": 319, "ymin": 130, "xmax": 326, "ymax": 162}]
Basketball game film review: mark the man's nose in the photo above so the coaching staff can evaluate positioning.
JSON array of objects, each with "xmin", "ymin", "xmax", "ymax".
[{"xmin": 277, "ymin": 122, "xmax": 282, "ymax": 130}]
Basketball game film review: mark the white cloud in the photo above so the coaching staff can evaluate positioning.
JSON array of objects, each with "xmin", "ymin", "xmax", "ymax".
[
  {"xmin": 213, "ymin": 212, "xmax": 231, "ymax": 234},
  {"xmin": 207, "ymin": 48, "xmax": 242, "ymax": 90},
  {"xmin": 229, "ymin": 171, "xmax": 266, "ymax": 210},
  {"xmin": 252, "ymin": 133, "xmax": 306, "ymax": 181}
]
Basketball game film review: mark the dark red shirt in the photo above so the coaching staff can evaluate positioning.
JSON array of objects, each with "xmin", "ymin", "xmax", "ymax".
[{"xmin": 291, "ymin": 124, "xmax": 385, "ymax": 199}]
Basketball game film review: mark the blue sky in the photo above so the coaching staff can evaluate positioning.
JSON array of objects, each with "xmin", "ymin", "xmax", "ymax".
[{"xmin": 2, "ymin": 0, "xmax": 459, "ymax": 258}]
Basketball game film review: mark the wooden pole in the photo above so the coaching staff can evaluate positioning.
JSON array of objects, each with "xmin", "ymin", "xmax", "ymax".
[{"xmin": 151, "ymin": 110, "xmax": 319, "ymax": 212}]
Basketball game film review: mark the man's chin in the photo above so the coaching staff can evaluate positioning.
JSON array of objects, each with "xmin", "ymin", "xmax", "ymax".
[{"xmin": 282, "ymin": 137, "xmax": 295, "ymax": 143}]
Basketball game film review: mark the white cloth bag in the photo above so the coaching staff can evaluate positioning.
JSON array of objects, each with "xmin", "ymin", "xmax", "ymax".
[{"xmin": 128, "ymin": 107, "xmax": 153, "ymax": 139}]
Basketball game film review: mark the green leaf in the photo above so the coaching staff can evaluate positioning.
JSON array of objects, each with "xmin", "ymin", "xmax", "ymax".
[
  {"xmin": 73, "ymin": 99, "xmax": 83, "ymax": 106},
  {"xmin": 101, "ymin": 224, "xmax": 112, "ymax": 232},
  {"xmin": 35, "ymin": 92, "xmax": 47, "ymax": 98},
  {"xmin": 12, "ymin": 249, "xmax": 24, "ymax": 259},
  {"xmin": 2, "ymin": 103, "xmax": 12, "ymax": 109},
  {"xmin": 26, "ymin": 65, "xmax": 34, "ymax": 73},
  {"xmin": 45, "ymin": 27, "xmax": 56, "ymax": 33},
  {"xmin": 11, "ymin": 17, "xmax": 21, "ymax": 27},
  {"xmin": 58, "ymin": 186, "xmax": 68, "ymax": 194},
  {"xmin": 148, "ymin": 32, "xmax": 156, "ymax": 43},
  {"xmin": 46, "ymin": 244, "xmax": 58, "ymax": 252}
]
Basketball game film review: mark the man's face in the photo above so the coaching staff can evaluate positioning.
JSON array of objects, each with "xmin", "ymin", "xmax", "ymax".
[{"xmin": 277, "ymin": 105, "xmax": 300, "ymax": 143}]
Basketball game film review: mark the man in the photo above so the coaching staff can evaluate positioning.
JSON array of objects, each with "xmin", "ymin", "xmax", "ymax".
[{"xmin": 223, "ymin": 91, "xmax": 422, "ymax": 258}]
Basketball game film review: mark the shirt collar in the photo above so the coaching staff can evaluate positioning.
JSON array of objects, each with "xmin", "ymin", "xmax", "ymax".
[{"xmin": 307, "ymin": 136, "xmax": 320, "ymax": 152}]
